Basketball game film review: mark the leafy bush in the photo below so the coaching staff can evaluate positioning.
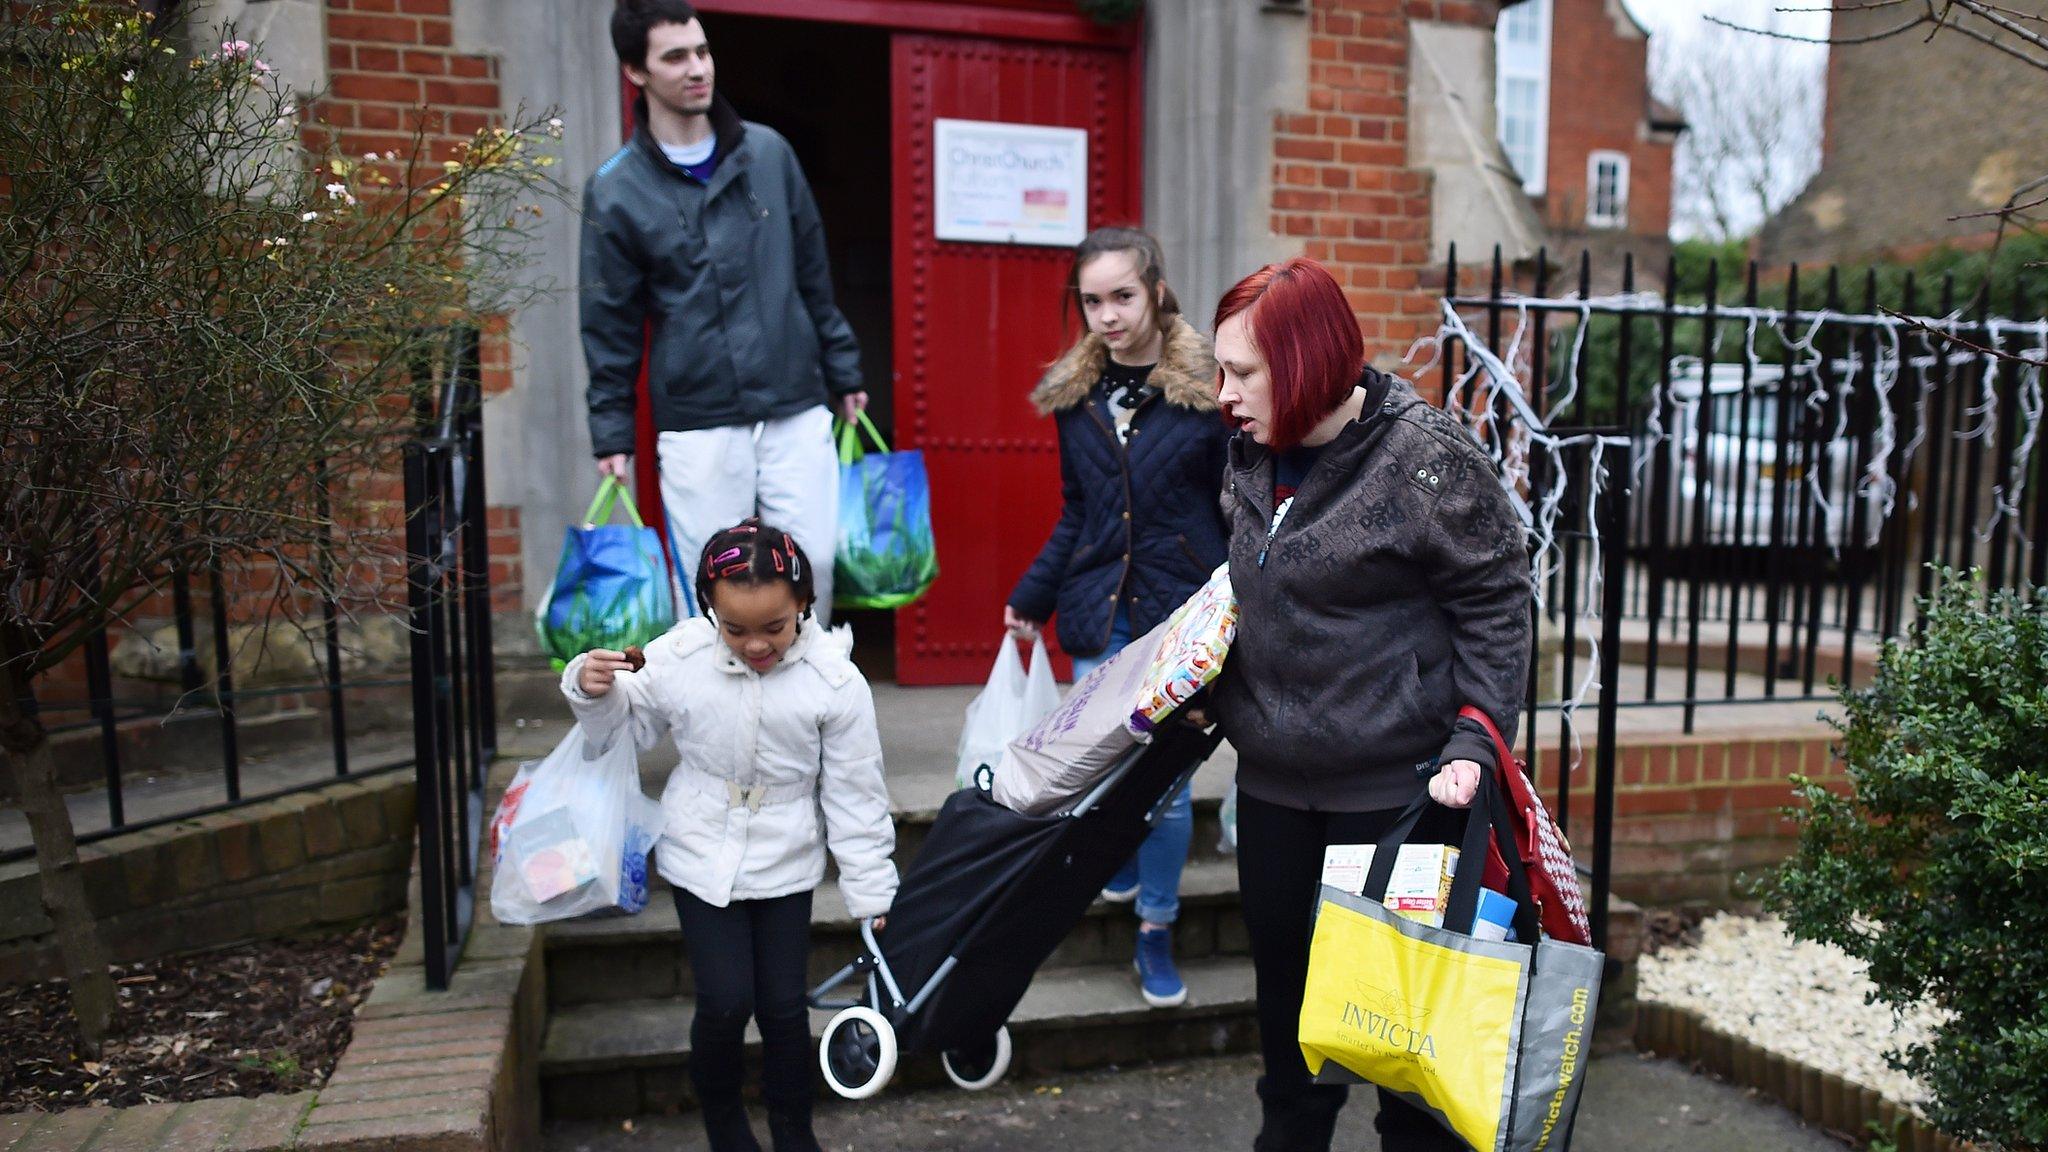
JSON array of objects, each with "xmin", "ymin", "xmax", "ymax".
[{"xmin": 1771, "ymin": 570, "xmax": 2048, "ymax": 1151}]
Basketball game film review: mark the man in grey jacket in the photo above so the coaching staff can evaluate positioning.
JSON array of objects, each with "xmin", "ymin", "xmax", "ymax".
[{"xmin": 581, "ymin": 0, "xmax": 865, "ymax": 620}]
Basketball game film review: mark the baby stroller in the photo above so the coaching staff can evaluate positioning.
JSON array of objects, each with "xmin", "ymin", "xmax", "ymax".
[{"xmin": 809, "ymin": 697, "xmax": 1224, "ymax": 1099}]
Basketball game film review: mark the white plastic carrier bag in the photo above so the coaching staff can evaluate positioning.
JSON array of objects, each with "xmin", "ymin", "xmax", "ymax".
[
  {"xmin": 488, "ymin": 723, "xmax": 662, "ymax": 925},
  {"xmin": 955, "ymin": 635, "xmax": 1061, "ymax": 789}
]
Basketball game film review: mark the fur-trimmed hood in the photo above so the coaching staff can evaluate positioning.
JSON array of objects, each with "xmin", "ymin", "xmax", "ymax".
[{"xmin": 1029, "ymin": 315, "xmax": 1217, "ymax": 416}]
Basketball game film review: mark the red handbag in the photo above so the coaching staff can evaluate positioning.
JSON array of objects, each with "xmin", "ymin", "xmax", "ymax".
[{"xmin": 1461, "ymin": 705, "xmax": 1594, "ymax": 946}]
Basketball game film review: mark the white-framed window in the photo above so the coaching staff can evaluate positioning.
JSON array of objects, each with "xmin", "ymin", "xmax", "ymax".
[
  {"xmin": 1586, "ymin": 150, "xmax": 1630, "ymax": 229},
  {"xmin": 1494, "ymin": 0, "xmax": 1551, "ymax": 195},
  {"xmin": 1500, "ymin": 1, "xmax": 1542, "ymax": 44},
  {"xmin": 1499, "ymin": 77, "xmax": 1542, "ymax": 188}
]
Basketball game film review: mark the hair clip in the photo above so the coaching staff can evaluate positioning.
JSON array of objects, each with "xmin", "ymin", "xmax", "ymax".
[
  {"xmin": 709, "ymin": 547, "xmax": 742, "ymax": 567},
  {"xmin": 771, "ymin": 549, "xmax": 786, "ymax": 573},
  {"xmin": 715, "ymin": 560, "xmax": 752, "ymax": 578}
]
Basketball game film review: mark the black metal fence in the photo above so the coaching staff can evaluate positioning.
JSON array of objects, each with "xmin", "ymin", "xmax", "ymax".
[
  {"xmin": 403, "ymin": 327, "xmax": 496, "ymax": 990},
  {"xmin": 1445, "ymin": 247, "xmax": 2048, "ymax": 732},
  {"xmin": 8, "ymin": 328, "xmax": 495, "ymax": 989},
  {"xmin": 1439, "ymin": 253, "xmax": 1631, "ymax": 952}
]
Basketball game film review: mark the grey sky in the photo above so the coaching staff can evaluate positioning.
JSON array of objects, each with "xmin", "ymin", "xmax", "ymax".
[
  {"xmin": 1630, "ymin": 0, "xmax": 1833, "ymax": 238},
  {"xmin": 1630, "ymin": 0, "xmax": 1830, "ymax": 59}
]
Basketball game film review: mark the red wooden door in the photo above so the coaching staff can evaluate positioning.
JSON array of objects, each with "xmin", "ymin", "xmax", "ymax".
[{"xmin": 890, "ymin": 32, "xmax": 1142, "ymax": 685}]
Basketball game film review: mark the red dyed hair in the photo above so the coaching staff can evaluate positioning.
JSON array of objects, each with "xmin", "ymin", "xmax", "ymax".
[{"xmin": 1212, "ymin": 257, "xmax": 1364, "ymax": 451}]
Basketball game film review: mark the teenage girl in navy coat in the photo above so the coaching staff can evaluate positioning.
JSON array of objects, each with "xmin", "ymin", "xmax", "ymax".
[{"xmin": 1004, "ymin": 226, "xmax": 1231, "ymax": 1009}]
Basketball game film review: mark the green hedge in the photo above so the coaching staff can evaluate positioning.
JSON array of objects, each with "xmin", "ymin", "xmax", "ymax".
[{"xmin": 1771, "ymin": 570, "xmax": 2048, "ymax": 1150}]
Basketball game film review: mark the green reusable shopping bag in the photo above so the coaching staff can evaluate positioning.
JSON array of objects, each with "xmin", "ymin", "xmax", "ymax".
[
  {"xmin": 834, "ymin": 412, "xmax": 939, "ymax": 610},
  {"xmin": 534, "ymin": 477, "xmax": 676, "ymax": 671}
]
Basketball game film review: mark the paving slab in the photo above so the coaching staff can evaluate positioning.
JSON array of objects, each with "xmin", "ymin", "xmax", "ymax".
[{"xmin": 540, "ymin": 1050, "xmax": 1843, "ymax": 1152}]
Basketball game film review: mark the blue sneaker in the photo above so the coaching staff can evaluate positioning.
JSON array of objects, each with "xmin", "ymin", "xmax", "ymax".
[{"xmin": 1133, "ymin": 926, "xmax": 1186, "ymax": 1008}]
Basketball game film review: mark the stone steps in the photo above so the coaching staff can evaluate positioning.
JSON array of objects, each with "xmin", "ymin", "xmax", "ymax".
[
  {"xmin": 538, "ymin": 955, "xmax": 1260, "ymax": 1118},
  {"xmin": 525, "ymin": 682, "xmax": 1261, "ymax": 1120},
  {"xmin": 542, "ymin": 858, "xmax": 1249, "ymax": 1007}
]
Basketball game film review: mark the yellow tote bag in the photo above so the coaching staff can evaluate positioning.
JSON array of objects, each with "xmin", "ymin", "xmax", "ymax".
[
  {"xmin": 1299, "ymin": 891, "xmax": 1527, "ymax": 1151},
  {"xmin": 1299, "ymin": 776, "xmax": 1607, "ymax": 1152}
]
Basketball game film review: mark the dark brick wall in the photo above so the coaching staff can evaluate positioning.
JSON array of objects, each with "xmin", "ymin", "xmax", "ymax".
[
  {"xmin": 0, "ymin": 774, "xmax": 416, "ymax": 986},
  {"xmin": 1539, "ymin": 0, "xmax": 1675, "ymax": 240}
]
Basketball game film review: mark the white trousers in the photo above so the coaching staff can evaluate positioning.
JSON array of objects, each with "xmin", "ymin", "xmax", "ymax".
[{"xmin": 657, "ymin": 405, "xmax": 840, "ymax": 625}]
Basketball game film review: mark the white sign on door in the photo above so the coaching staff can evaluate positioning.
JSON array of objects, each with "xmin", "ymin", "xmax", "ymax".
[{"xmin": 933, "ymin": 118, "xmax": 1088, "ymax": 247}]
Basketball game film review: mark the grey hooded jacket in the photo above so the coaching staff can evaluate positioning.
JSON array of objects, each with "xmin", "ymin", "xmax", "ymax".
[
  {"xmin": 579, "ymin": 96, "xmax": 862, "ymax": 458},
  {"xmin": 1211, "ymin": 369, "xmax": 1532, "ymax": 812}
]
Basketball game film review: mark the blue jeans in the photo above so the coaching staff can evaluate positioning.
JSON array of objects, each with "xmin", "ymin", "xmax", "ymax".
[{"xmin": 1072, "ymin": 609, "xmax": 1194, "ymax": 926}]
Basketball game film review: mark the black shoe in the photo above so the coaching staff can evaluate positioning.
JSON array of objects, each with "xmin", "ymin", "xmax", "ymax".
[
  {"xmin": 768, "ymin": 1110, "xmax": 825, "ymax": 1152},
  {"xmin": 701, "ymin": 1100, "xmax": 764, "ymax": 1152}
]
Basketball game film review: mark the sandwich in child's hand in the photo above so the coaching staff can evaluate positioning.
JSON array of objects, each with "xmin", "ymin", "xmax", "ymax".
[{"xmin": 623, "ymin": 645, "xmax": 646, "ymax": 672}]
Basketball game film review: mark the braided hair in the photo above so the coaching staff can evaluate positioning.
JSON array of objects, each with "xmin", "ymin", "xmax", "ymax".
[{"xmin": 694, "ymin": 519, "xmax": 816, "ymax": 619}]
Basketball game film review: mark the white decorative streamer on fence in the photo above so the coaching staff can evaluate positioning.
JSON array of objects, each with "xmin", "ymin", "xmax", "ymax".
[
  {"xmin": 1428, "ymin": 300, "xmax": 1630, "ymax": 779},
  {"xmin": 1421, "ymin": 293, "xmax": 2048, "ymax": 773}
]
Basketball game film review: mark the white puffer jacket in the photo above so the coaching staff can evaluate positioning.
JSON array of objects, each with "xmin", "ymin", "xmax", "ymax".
[{"xmin": 560, "ymin": 617, "xmax": 898, "ymax": 918}]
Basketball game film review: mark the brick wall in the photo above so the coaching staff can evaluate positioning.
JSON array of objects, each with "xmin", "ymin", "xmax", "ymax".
[
  {"xmin": 312, "ymin": 0, "xmax": 522, "ymax": 607},
  {"xmin": 1550, "ymin": 730, "xmax": 1841, "ymax": 906},
  {"xmin": 0, "ymin": 774, "xmax": 417, "ymax": 985},
  {"xmin": 1272, "ymin": 0, "xmax": 1498, "ymax": 381},
  {"xmin": 1270, "ymin": 0, "xmax": 1675, "ymax": 378},
  {"xmin": 1540, "ymin": 0, "xmax": 1673, "ymax": 238},
  {"xmin": 1759, "ymin": 0, "xmax": 2048, "ymax": 266}
]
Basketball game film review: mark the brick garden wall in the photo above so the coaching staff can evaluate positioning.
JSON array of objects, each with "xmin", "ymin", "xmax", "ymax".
[
  {"xmin": 0, "ymin": 774, "xmax": 416, "ymax": 986},
  {"xmin": 1552, "ymin": 730, "xmax": 1843, "ymax": 907}
]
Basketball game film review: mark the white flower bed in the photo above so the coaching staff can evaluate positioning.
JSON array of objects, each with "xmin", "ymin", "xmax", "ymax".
[{"xmin": 1638, "ymin": 913, "xmax": 1946, "ymax": 1107}]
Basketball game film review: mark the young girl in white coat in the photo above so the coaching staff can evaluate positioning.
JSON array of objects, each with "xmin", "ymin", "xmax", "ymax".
[{"xmin": 564, "ymin": 520, "xmax": 897, "ymax": 1152}]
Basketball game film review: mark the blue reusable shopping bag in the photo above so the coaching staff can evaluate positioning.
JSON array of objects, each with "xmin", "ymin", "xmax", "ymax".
[
  {"xmin": 834, "ymin": 412, "xmax": 939, "ymax": 610},
  {"xmin": 535, "ymin": 477, "xmax": 675, "ymax": 670}
]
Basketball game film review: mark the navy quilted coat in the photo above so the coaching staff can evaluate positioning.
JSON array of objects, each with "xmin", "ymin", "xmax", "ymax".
[{"xmin": 1007, "ymin": 317, "xmax": 1232, "ymax": 658}]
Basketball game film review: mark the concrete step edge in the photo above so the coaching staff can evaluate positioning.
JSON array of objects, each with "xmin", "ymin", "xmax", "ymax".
[
  {"xmin": 540, "ymin": 955, "xmax": 1258, "ymax": 1076},
  {"xmin": 541, "ymin": 857, "xmax": 1245, "ymax": 952}
]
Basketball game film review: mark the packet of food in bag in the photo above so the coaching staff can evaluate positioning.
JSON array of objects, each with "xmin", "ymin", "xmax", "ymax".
[
  {"xmin": 1383, "ymin": 844, "xmax": 1460, "ymax": 928},
  {"xmin": 507, "ymin": 806, "xmax": 600, "ymax": 903},
  {"xmin": 1128, "ymin": 564, "xmax": 1237, "ymax": 735},
  {"xmin": 1320, "ymin": 844, "xmax": 1376, "ymax": 897}
]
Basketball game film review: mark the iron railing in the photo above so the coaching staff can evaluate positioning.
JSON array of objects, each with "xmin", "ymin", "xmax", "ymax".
[
  {"xmin": 1440, "ymin": 251, "xmax": 1629, "ymax": 952},
  {"xmin": 5, "ymin": 328, "xmax": 496, "ymax": 989},
  {"xmin": 1449, "ymin": 247, "xmax": 2048, "ymax": 731},
  {"xmin": 404, "ymin": 326, "xmax": 496, "ymax": 990}
]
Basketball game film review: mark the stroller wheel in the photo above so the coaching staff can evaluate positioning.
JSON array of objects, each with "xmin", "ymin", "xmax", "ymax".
[
  {"xmin": 819, "ymin": 1005, "xmax": 898, "ymax": 1100},
  {"xmin": 940, "ymin": 1025, "xmax": 1012, "ymax": 1091}
]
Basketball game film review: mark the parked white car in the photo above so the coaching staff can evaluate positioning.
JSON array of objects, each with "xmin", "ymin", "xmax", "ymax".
[{"xmin": 1635, "ymin": 358, "xmax": 1885, "ymax": 554}]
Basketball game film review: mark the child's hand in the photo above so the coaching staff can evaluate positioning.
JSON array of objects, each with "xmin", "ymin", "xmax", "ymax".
[
  {"xmin": 1002, "ymin": 605, "xmax": 1041, "ymax": 641},
  {"xmin": 577, "ymin": 649, "xmax": 638, "ymax": 697}
]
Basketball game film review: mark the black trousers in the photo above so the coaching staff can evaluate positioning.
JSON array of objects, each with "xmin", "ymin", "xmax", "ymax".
[
  {"xmin": 1236, "ymin": 790, "xmax": 1468, "ymax": 1152},
  {"xmin": 672, "ymin": 887, "xmax": 815, "ymax": 1119}
]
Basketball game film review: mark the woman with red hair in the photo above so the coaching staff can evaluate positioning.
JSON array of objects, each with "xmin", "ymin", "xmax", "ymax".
[{"xmin": 1208, "ymin": 258, "xmax": 1530, "ymax": 1151}]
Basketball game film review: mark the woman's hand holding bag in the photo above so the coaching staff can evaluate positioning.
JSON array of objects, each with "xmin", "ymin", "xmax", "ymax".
[{"xmin": 1427, "ymin": 759, "xmax": 1483, "ymax": 808}]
